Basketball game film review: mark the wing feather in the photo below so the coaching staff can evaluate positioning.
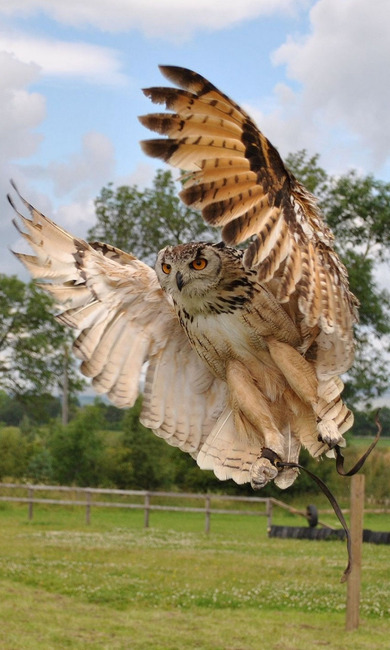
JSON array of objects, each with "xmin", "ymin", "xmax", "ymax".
[
  {"xmin": 10, "ymin": 187, "xmax": 228, "ymax": 467},
  {"xmin": 274, "ymin": 238, "xmax": 302, "ymax": 298},
  {"xmin": 179, "ymin": 172, "xmax": 257, "ymax": 209},
  {"xmin": 140, "ymin": 65, "xmax": 359, "ymax": 379},
  {"xmin": 197, "ymin": 406, "xmax": 261, "ymax": 484}
]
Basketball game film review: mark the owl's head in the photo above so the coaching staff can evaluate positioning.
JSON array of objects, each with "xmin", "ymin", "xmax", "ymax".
[{"xmin": 155, "ymin": 242, "xmax": 227, "ymax": 303}]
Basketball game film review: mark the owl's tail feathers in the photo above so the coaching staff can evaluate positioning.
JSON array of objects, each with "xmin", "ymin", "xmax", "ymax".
[
  {"xmin": 197, "ymin": 358, "xmax": 304, "ymax": 489},
  {"xmin": 197, "ymin": 406, "xmax": 261, "ymax": 485},
  {"xmin": 196, "ymin": 405, "xmax": 300, "ymax": 490},
  {"xmin": 273, "ymin": 426, "xmax": 301, "ymax": 489}
]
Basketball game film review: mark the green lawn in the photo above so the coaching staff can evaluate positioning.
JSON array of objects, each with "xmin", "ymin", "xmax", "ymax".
[
  {"xmin": 347, "ymin": 435, "xmax": 390, "ymax": 449},
  {"xmin": 0, "ymin": 502, "xmax": 389, "ymax": 649}
]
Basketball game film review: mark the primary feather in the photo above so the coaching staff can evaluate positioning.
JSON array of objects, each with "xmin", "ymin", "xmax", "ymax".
[
  {"xmin": 140, "ymin": 65, "xmax": 359, "ymax": 378},
  {"xmin": 9, "ymin": 187, "xmax": 228, "ymax": 461}
]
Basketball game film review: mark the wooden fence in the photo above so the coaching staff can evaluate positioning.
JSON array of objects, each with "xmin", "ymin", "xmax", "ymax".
[{"xmin": 0, "ymin": 482, "xmax": 333, "ymax": 532}]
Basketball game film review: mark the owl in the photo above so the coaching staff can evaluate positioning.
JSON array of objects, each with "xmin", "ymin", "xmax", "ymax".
[{"xmin": 10, "ymin": 65, "xmax": 358, "ymax": 491}]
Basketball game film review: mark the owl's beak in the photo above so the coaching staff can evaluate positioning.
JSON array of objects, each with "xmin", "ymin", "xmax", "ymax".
[{"xmin": 176, "ymin": 271, "xmax": 184, "ymax": 291}]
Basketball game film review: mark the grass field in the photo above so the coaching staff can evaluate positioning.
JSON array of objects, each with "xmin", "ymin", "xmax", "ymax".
[{"xmin": 0, "ymin": 502, "xmax": 389, "ymax": 649}]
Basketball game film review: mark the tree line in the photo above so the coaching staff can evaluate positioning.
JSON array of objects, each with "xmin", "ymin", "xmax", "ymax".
[{"xmin": 0, "ymin": 395, "xmax": 388, "ymax": 500}]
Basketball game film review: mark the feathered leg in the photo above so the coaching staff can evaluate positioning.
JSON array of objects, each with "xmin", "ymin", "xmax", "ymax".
[
  {"xmin": 226, "ymin": 359, "xmax": 292, "ymax": 489},
  {"xmin": 266, "ymin": 336, "xmax": 349, "ymax": 449}
]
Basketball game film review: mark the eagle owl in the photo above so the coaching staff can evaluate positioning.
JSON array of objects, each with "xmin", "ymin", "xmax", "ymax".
[{"xmin": 10, "ymin": 65, "xmax": 358, "ymax": 490}]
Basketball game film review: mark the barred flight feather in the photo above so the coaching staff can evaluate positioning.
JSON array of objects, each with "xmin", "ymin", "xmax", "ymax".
[
  {"xmin": 179, "ymin": 174, "xmax": 256, "ymax": 209},
  {"xmin": 222, "ymin": 201, "xmax": 278, "ymax": 247},
  {"xmin": 138, "ymin": 112, "xmax": 243, "ymax": 140},
  {"xmin": 107, "ymin": 336, "xmax": 150, "ymax": 407},
  {"xmin": 73, "ymin": 320, "xmax": 110, "ymax": 361},
  {"xmin": 189, "ymin": 158, "xmax": 252, "ymax": 183},
  {"xmin": 203, "ymin": 185, "xmax": 267, "ymax": 226},
  {"xmin": 275, "ymin": 238, "xmax": 302, "ymax": 301},
  {"xmin": 81, "ymin": 313, "xmax": 126, "ymax": 379},
  {"xmin": 255, "ymin": 229, "xmax": 290, "ymax": 284},
  {"xmin": 10, "ymin": 184, "xmax": 229, "ymax": 461},
  {"xmin": 197, "ymin": 407, "xmax": 261, "ymax": 485},
  {"xmin": 140, "ymin": 65, "xmax": 359, "ymax": 345},
  {"xmin": 91, "ymin": 318, "xmax": 135, "ymax": 392}
]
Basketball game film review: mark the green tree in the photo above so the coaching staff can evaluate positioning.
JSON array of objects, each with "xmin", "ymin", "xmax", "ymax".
[
  {"xmin": 27, "ymin": 448, "xmax": 54, "ymax": 483},
  {"xmin": 88, "ymin": 169, "xmax": 214, "ymax": 262},
  {"xmin": 49, "ymin": 405, "xmax": 104, "ymax": 486},
  {"xmin": 92, "ymin": 399, "xmax": 126, "ymax": 431},
  {"xmin": 169, "ymin": 446, "xmax": 229, "ymax": 493},
  {"xmin": 116, "ymin": 398, "xmax": 173, "ymax": 490},
  {"xmin": 286, "ymin": 150, "xmax": 328, "ymax": 196},
  {"xmin": 324, "ymin": 170, "xmax": 390, "ymax": 257},
  {"xmin": 0, "ymin": 427, "xmax": 29, "ymax": 479},
  {"xmin": 0, "ymin": 275, "xmax": 84, "ymax": 420},
  {"xmin": 351, "ymin": 406, "xmax": 390, "ymax": 437},
  {"xmin": 0, "ymin": 390, "xmax": 24, "ymax": 426}
]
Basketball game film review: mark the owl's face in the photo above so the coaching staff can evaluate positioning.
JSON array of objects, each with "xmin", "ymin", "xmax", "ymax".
[{"xmin": 155, "ymin": 242, "xmax": 225, "ymax": 303}]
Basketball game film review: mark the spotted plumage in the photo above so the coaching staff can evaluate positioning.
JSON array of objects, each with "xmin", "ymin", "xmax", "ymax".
[{"xmin": 10, "ymin": 66, "xmax": 358, "ymax": 490}]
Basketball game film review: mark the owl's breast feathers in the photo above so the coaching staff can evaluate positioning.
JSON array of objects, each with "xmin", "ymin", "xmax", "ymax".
[
  {"xmin": 173, "ymin": 263, "xmax": 352, "ymax": 474},
  {"xmin": 174, "ymin": 266, "xmax": 301, "ymax": 381}
]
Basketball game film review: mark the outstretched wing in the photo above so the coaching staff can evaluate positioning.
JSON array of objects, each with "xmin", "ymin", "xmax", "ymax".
[
  {"xmin": 9, "ymin": 186, "xmax": 229, "ymax": 461},
  {"xmin": 139, "ymin": 65, "xmax": 359, "ymax": 377}
]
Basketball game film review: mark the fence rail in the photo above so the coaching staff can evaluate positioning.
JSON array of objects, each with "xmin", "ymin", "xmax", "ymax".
[
  {"xmin": 0, "ymin": 482, "xmax": 274, "ymax": 532},
  {"xmin": 0, "ymin": 482, "xmax": 341, "ymax": 532}
]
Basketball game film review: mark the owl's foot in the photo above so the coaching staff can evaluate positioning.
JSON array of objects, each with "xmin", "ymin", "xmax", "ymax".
[
  {"xmin": 250, "ymin": 456, "xmax": 278, "ymax": 490},
  {"xmin": 317, "ymin": 420, "xmax": 343, "ymax": 449},
  {"xmin": 274, "ymin": 465, "xmax": 299, "ymax": 489},
  {"xmin": 251, "ymin": 448, "xmax": 300, "ymax": 490}
]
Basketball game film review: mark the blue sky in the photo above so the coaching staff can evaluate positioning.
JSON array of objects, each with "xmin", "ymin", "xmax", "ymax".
[{"xmin": 2, "ymin": 0, "xmax": 390, "ymax": 278}]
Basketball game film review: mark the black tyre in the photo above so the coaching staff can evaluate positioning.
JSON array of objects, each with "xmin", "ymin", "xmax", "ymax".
[{"xmin": 306, "ymin": 504, "xmax": 318, "ymax": 528}]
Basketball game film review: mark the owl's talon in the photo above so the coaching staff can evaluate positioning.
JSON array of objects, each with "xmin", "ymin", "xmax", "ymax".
[
  {"xmin": 250, "ymin": 457, "xmax": 279, "ymax": 490},
  {"xmin": 317, "ymin": 420, "xmax": 343, "ymax": 448},
  {"xmin": 274, "ymin": 466, "xmax": 299, "ymax": 489}
]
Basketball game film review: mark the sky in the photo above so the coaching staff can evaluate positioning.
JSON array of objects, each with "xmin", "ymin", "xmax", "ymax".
[{"xmin": 2, "ymin": 0, "xmax": 390, "ymax": 279}]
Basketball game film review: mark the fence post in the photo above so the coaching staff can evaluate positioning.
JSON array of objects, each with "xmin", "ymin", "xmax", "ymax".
[
  {"xmin": 144, "ymin": 492, "xmax": 150, "ymax": 528},
  {"xmin": 205, "ymin": 495, "xmax": 211, "ymax": 534},
  {"xmin": 86, "ymin": 490, "xmax": 91, "ymax": 525},
  {"xmin": 266, "ymin": 498, "xmax": 273, "ymax": 533},
  {"xmin": 28, "ymin": 487, "xmax": 34, "ymax": 521},
  {"xmin": 346, "ymin": 474, "xmax": 365, "ymax": 631}
]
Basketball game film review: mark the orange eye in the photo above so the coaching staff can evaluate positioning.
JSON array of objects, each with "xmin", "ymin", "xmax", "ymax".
[
  {"xmin": 162, "ymin": 263, "xmax": 172, "ymax": 274},
  {"xmin": 191, "ymin": 258, "xmax": 207, "ymax": 270}
]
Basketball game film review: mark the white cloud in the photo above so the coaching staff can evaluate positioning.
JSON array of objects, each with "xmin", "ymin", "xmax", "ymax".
[
  {"xmin": 55, "ymin": 197, "xmax": 96, "ymax": 235},
  {"xmin": 375, "ymin": 261, "xmax": 390, "ymax": 293},
  {"xmin": 0, "ymin": 51, "xmax": 45, "ymax": 162},
  {"xmin": 117, "ymin": 162, "xmax": 157, "ymax": 190},
  {"xmin": 0, "ymin": 51, "xmax": 47, "ymax": 276},
  {"xmin": 0, "ymin": 0, "xmax": 307, "ymax": 40},
  {"xmin": 242, "ymin": 82, "xmax": 320, "ymax": 161},
  {"xmin": 51, "ymin": 132, "xmax": 116, "ymax": 198},
  {"xmin": 0, "ymin": 33, "xmax": 127, "ymax": 85},
  {"xmin": 0, "ymin": 47, "xmax": 117, "ymax": 275},
  {"xmin": 269, "ymin": 0, "xmax": 390, "ymax": 173},
  {"xmin": 25, "ymin": 132, "xmax": 116, "ymax": 200}
]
